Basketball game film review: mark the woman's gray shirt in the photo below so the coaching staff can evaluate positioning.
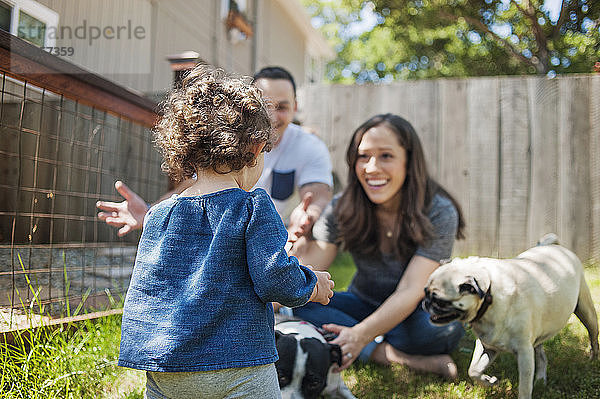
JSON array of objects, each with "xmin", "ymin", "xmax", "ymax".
[{"xmin": 312, "ymin": 193, "xmax": 459, "ymax": 307}]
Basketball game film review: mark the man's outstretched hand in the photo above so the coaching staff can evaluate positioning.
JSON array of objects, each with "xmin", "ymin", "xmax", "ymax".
[
  {"xmin": 96, "ymin": 181, "xmax": 149, "ymax": 237},
  {"xmin": 288, "ymin": 192, "xmax": 318, "ymax": 243},
  {"xmin": 287, "ymin": 183, "xmax": 332, "ymax": 245}
]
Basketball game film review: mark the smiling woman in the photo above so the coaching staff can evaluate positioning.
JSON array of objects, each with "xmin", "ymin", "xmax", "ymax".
[
  {"xmin": 355, "ymin": 124, "xmax": 407, "ymax": 212},
  {"xmin": 289, "ymin": 114, "xmax": 466, "ymax": 379}
]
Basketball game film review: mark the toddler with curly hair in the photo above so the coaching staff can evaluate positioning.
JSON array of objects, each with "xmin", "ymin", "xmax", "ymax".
[{"xmin": 118, "ymin": 65, "xmax": 334, "ymax": 399}]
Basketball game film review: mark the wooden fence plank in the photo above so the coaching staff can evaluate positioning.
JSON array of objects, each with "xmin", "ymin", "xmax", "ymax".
[
  {"xmin": 389, "ymin": 82, "xmax": 412, "ymax": 121},
  {"xmin": 467, "ymin": 78, "xmax": 500, "ymax": 256},
  {"xmin": 527, "ymin": 77, "xmax": 559, "ymax": 246},
  {"xmin": 590, "ymin": 75, "xmax": 600, "ymax": 262},
  {"xmin": 327, "ymin": 85, "xmax": 358, "ymax": 188},
  {"xmin": 378, "ymin": 84, "xmax": 404, "ymax": 116},
  {"xmin": 297, "ymin": 83, "xmax": 331, "ymax": 142},
  {"xmin": 498, "ymin": 77, "xmax": 531, "ymax": 256},
  {"xmin": 361, "ymin": 84, "xmax": 383, "ymax": 120},
  {"xmin": 438, "ymin": 79, "xmax": 470, "ymax": 255},
  {"xmin": 558, "ymin": 77, "xmax": 591, "ymax": 257},
  {"xmin": 405, "ymin": 81, "xmax": 439, "ymax": 177}
]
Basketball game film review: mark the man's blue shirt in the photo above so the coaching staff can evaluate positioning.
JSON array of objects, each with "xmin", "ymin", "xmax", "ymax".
[{"xmin": 118, "ymin": 188, "xmax": 316, "ymax": 371}]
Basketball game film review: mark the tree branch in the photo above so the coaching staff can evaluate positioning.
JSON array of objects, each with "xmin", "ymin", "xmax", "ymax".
[
  {"xmin": 438, "ymin": 10, "xmax": 538, "ymax": 71},
  {"xmin": 511, "ymin": 0, "xmax": 548, "ymax": 72},
  {"xmin": 511, "ymin": 0, "xmax": 532, "ymax": 19},
  {"xmin": 554, "ymin": 0, "xmax": 571, "ymax": 39}
]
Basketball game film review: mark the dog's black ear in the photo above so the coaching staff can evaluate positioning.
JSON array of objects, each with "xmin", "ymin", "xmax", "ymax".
[
  {"xmin": 459, "ymin": 276, "xmax": 485, "ymax": 298},
  {"xmin": 329, "ymin": 343, "xmax": 343, "ymax": 367},
  {"xmin": 275, "ymin": 330, "xmax": 282, "ymax": 342}
]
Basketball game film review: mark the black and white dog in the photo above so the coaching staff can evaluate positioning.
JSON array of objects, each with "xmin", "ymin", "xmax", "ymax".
[{"xmin": 275, "ymin": 318, "xmax": 357, "ymax": 399}]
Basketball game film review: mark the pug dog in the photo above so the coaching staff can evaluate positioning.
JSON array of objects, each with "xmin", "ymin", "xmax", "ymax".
[{"xmin": 423, "ymin": 234, "xmax": 598, "ymax": 399}]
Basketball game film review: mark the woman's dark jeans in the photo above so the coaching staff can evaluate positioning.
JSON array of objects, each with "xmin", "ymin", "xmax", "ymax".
[{"xmin": 293, "ymin": 290, "xmax": 464, "ymax": 361}]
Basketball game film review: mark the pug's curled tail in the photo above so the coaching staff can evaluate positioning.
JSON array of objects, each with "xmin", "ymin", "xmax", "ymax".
[{"xmin": 537, "ymin": 233, "xmax": 559, "ymax": 246}]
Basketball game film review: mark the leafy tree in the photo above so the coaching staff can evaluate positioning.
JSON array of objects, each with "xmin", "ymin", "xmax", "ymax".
[{"xmin": 304, "ymin": 0, "xmax": 600, "ymax": 82}]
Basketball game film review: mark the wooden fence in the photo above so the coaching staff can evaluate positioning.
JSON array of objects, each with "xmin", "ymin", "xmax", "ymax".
[{"xmin": 297, "ymin": 75, "xmax": 600, "ymax": 261}]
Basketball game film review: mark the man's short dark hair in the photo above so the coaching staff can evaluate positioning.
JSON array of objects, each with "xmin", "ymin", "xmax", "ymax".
[{"xmin": 252, "ymin": 66, "xmax": 296, "ymax": 97}]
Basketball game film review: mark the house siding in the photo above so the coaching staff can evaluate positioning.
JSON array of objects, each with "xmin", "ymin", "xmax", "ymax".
[
  {"xmin": 255, "ymin": 0, "xmax": 306, "ymax": 87},
  {"xmin": 37, "ymin": 0, "xmax": 153, "ymax": 91},
  {"xmin": 37, "ymin": 0, "xmax": 315, "ymax": 96}
]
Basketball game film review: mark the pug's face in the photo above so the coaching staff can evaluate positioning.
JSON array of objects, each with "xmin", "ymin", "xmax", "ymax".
[{"xmin": 423, "ymin": 258, "xmax": 490, "ymax": 324}]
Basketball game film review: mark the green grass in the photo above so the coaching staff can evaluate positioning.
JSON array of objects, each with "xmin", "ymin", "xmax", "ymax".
[
  {"xmin": 328, "ymin": 251, "xmax": 357, "ymax": 291},
  {"xmin": 0, "ymin": 314, "xmax": 142, "ymax": 399},
  {"xmin": 1, "ymin": 253, "xmax": 599, "ymax": 398},
  {"xmin": 0, "ymin": 253, "xmax": 145, "ymax": 399}
]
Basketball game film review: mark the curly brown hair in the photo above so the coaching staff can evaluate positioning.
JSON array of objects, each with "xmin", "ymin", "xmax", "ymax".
[{"xmin": 154, "ymin": 65, "xmax": 273, "ymax": 181}]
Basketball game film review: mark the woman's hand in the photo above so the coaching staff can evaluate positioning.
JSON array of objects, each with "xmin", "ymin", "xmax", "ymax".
[{"xmin": 323, "ymin": 323, "xmax": 372, "ymax": 371}]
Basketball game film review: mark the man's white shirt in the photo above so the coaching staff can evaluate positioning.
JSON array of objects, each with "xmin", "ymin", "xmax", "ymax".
[{"xmin": 254, "ymin": 123, "xmax": 333, "ymax": 224}]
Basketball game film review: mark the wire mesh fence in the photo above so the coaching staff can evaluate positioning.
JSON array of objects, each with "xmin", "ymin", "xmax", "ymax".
[{"xmin": 0, "ymin": 72, "xmax": 164, "ymax": 331}]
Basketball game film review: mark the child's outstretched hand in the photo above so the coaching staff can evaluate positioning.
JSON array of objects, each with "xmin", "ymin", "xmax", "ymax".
[{"xmin": 309, "ymin": 270, "xmax": 334, "ymax": 305}]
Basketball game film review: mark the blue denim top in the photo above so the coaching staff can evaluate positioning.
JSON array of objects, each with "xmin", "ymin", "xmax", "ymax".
[{"xmin": 118, "ymin": 188, "xmax": 317, "ymax": 372}]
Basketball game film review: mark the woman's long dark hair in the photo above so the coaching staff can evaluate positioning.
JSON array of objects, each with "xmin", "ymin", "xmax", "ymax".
[{"xmin": 335, "ymin": 114, "xmax": 465, "ymax": 259}]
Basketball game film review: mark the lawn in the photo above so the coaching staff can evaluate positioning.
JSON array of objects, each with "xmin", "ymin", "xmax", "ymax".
[{"xmin": 1, "ymin": 253, "xmax": 599, "ymax": 398}]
